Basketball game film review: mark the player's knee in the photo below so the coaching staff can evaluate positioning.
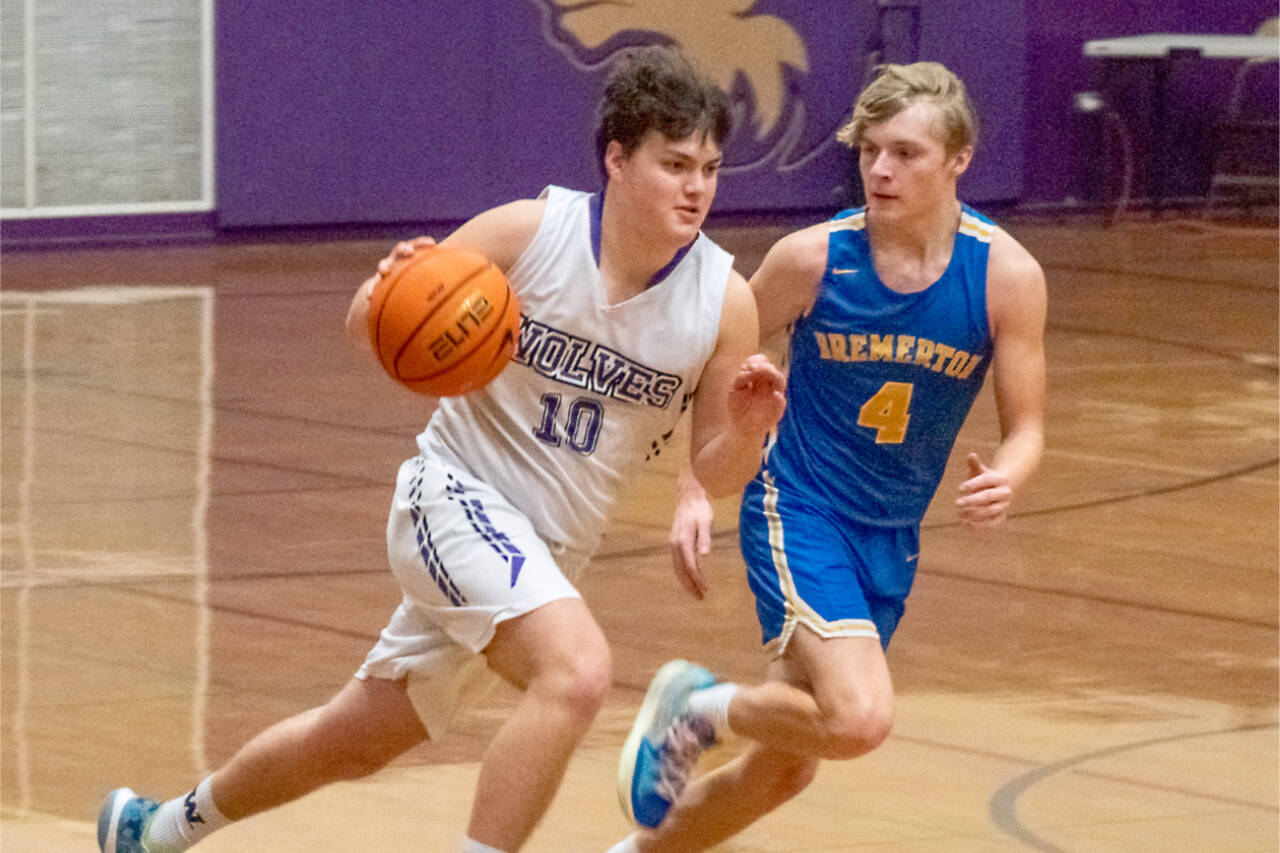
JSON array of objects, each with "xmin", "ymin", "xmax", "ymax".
[
  {"xmin": 546, "ymin": 643, "xmax": 612, "ymax": 723},
  {"xmin": 824, "ymin": 698, "xmax": 893, "ymax": 760},
  {"xmin": 570, "ymin": 651, "xmax": 612, "ymax": 718}
]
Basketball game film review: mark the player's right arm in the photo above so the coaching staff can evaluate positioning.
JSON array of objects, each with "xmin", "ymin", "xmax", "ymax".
[
  {"xmin": 749, "ymin": 222, "xmax": 828, "ymax": 362},
  {"xmin": 439, "ymin": 198, "xmax": 546, "ymax": 274},
  {"xmin": 344, "ymin": 199, "xmax": 545, "ymax": 359}
]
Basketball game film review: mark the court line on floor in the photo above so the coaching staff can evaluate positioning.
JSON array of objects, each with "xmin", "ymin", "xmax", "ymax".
[
  {"xmin": 987, "ymin": 722, "xmax": 1279, "ymax": 852},
  {"xmin": 1047, "ymin": 321, "xmax": 1279, "ymax": 372},
  {"xmin": 933, "ymin": 457, "xmax": 1278, "ymax": 524},
  {"xmin": 606, "ymin": 453, "xmax": 1279, "ymax": 555},
  {"xmin": 1042, "ymin": 261, "xmax": 1277, "ymax": 293},
  {"xmin": 25, "ymin": 455, "xmax": 1275, "ymax": 631},
  {"xmin": 1046, "ymin": 356, "xmax": 1277, "ymax": 372}
]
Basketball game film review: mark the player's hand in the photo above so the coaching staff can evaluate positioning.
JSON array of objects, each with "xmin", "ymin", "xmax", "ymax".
[
  {"xmin": 956, "ymin": 453, "xmax": 1014, "ymax": 529},
  {"xmin": 670, "ymin": 482, "xmax": 714, "ymax": 600},
  {"xmin": 727, "ymin": 353, "xmax": 787, "ymax": 435},
  {"xmin": 351, "ymin": 236, "xmax": 438, "ymax": 343},
  {"xmin": 377, "ymin": 236, "xmax": 437, "ymax": 278}
]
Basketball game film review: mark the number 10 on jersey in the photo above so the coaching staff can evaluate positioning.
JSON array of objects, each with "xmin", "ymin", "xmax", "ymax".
[{"xmin": 533, "ymin": 393, "xmax": 604, "ymax": 454}]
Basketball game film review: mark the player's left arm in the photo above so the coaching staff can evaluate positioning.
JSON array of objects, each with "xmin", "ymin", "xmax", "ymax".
[
  {"xmin": 956, "ymin": 228, "xmax": 1047, "ymax": 528},
  {"xmin": 687, "ymin": 270, "xmax": 787, "ymax": 499}
]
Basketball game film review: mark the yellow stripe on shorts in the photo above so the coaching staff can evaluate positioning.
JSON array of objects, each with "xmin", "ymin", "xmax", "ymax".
[{"xmin": 760, "ymin": 472, "xmax": 879, "ymax": 646}]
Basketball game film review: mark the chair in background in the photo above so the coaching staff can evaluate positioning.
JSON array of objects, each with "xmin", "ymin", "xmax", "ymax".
[{"xmin": 1207, "ymin": 20, "xmax": 1279, "ymax": 218}]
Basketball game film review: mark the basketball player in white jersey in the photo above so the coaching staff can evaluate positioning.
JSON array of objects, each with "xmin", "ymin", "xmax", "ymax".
[{"xmin": 98, "ymin": 46, "xmax": 786, "ymax": 853}]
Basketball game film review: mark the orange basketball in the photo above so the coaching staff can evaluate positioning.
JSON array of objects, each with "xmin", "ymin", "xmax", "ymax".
[{"xmin": 366, "ymin": 244, "xmax": 521, "ymax": 396}]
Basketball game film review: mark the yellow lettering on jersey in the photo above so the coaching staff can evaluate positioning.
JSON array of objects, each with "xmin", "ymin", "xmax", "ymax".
[
  {"xmin": 912, "ymin": 337, "xmax": 935, "ymax": 367},
  {"xmin": 814, "ymin": 331, "xmax": 980, "ymax": 383},
  {"xmin": 958, "ymin": 353, "xmax": 983, "ymax": 379},
  {"xmin": 814, "ymin": 331, "xmax": 833, "ymax": 360},
  {"xmin": 857, "ymin": 381, "xmax": 913, "ymax": 443},
  {"xmin": 869, "ymin": 334, "xmax": 894, "ymax": 361},
  {"xmin": 931, "ymin": 343, "xmax": 955, "ymax": 372},
  {"xmin": 944, "ymin": 349, "xmax": 971, "ymax": 377},
  {"xmin": 895, "ymin": 334, "xmax": 915, "ymax": 363}
]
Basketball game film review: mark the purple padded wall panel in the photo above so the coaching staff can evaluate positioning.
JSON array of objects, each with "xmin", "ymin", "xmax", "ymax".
[
  {"xmin": 217, "ymin": 2, "xmax": 522, "ymax": 226},
  {"xmin": 216, "ymin": 1, "xmax": 1025, "ymax": 228},
  {"xmin": 918, "ymin": 0, "xmax": 1028, "ymax": 207}
]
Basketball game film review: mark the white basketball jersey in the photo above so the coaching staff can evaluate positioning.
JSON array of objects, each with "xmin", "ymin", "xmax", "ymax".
[{"xmin": 417, "ymin": 185, "xmax": 732, "ymax": 555}]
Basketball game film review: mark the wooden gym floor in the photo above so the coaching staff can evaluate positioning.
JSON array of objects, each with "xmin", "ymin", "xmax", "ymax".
[{"xmin": 1, "ymin": 211, "xmax": 1276, "ymax": 852}]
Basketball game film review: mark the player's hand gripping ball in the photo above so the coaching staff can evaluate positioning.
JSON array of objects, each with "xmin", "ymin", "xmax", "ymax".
[{"xmin": 366, "ymin": 244, "xmax": 521, "ymax": 396}]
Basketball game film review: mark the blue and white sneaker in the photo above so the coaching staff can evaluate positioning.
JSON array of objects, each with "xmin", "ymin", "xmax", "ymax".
[
  {"xmin": 617, "ymin": 659, "xmax": 719, "ymax": 828},
  {"xmin": 98, "ymin": 788, "xmax": 160, "ymax": 853}
]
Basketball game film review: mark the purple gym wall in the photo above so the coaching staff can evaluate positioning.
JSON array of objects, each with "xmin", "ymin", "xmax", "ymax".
[
  {"xmin": 214, "ymin": 0, "xmax": 1026, "ymax": 228},
  {"xmin": 4, "ymin": 0, "xmax": 1271, "ymax": 242},
  {"xmin": 1026, "ymin": 0, "xmax": 1277, "ymax": 205}
]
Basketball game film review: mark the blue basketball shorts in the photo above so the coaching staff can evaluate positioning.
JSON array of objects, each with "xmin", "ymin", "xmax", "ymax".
[{"xmin": 738, "ymin": 473, "xmax": 920, "ymax": 656}]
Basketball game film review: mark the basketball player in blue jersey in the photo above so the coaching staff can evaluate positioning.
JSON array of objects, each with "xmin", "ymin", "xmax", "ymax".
[
  {"xmin": 611, "ymin": 62, "xmax": 1046, "ymax": 851},
  {"xmin": 97, "ymin": 47, "xmax": 785, "ymax": 853}
]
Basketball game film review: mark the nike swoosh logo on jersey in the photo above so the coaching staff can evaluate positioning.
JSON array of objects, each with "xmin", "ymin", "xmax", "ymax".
[
  {"xmin": 832, "ymin": 267, "xmax": 859, "ymax": 275},
  {"xmin": 906, "ymin": 553, "xmax": 919, "ymax": 562}
]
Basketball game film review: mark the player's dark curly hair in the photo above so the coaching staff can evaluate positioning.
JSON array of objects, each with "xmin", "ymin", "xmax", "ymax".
[{"xmin": 594, "ymin": 45, "xmax": 732, "ymax": 175}]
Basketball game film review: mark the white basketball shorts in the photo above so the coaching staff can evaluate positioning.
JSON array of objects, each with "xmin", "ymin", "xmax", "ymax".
[{"xmin": 355, "ymin": 453, "xmax": 587, "ymax": 736}]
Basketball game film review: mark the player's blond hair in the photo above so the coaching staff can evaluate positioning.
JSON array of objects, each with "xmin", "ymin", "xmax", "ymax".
[{"xmin": 837, "ymin": 62, "xmax": 977, "ymax": 156}]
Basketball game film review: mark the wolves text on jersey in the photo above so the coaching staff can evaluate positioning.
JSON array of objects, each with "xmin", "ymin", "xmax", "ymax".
[{"xmin": 514, "ymin": 316, "xmax": 683, "ymax": 408}]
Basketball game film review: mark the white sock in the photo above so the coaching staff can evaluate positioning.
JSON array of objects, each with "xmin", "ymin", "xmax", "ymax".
[
  {"xmin": 604, "ymin": 834, "xmax": 641, "ymax": 853},
  {"xmin": 461, "ymin": 838, "xmax": 509, "ymax": 853},
  {"xmin": 143, "ymin": 777, "xmax": 230, "ymax": 852},
  {"xmin": 688, "ymin": 682, "xmax": 738, "ymax": 736}
]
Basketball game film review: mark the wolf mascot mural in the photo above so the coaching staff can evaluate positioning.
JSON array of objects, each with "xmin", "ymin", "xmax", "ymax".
[{"xmin": 532, "ymin": 0, "xmax": 868, "ymax": 177}]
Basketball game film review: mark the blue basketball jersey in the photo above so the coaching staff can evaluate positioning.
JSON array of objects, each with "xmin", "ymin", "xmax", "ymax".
[{"xmin": 761, "ymin": 205, "xmax": 995, "ymax": 527}]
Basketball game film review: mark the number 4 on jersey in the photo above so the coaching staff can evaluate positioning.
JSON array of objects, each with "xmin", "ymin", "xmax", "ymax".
[{"xmin": 858, "ymin": 381, "xmax": 913, "ymax": 444}]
